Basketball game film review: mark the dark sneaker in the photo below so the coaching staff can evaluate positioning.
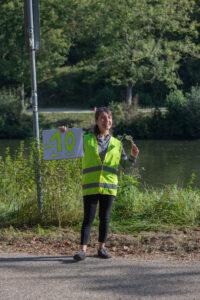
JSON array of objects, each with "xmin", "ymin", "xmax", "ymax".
[
  {"xmin": 73, "ymin": 250, "xmax": 86, "ymax": 261},
  {"xmin": 98, "ymin": 248, "xmax": 112, "ymax": 259}
]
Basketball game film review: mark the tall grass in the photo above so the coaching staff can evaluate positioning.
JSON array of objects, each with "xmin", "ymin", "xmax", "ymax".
[
  {"xmin": 111, "ymin": 176, "xmax": 200, "ymax": 232},
  {"xmin": 0, "ymin": 142, "xmax": 83, "ymax": 227},
  {"xmin": 0, "ymin": 142, "xmax": 200, "ymax": 232}
]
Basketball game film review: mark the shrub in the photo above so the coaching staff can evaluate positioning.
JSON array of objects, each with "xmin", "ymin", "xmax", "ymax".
[
  {"xmin": 109, "ymin": 101, "xmax": 138, "ymax": 126},
  {"xmin": 113, "ymin": 86, "xmax": 200, "ymax": 139},
  {"xmin": 0, "ymin": 89, "xmax": 32, "ymax": 138},
  {"xmin": 184, "ymin": 86, "xmax": 200, "ymax": 138},
  {"xmin": 164, "ymin": 86, "xmax": 200, "ymax": 139},
  {"xmin": 165, "ymin": 89, "xmax": 186, "ymax": 114},
  {"xmin": 163, "ymin": 90, "xmax": 187, "ymax": 138}
]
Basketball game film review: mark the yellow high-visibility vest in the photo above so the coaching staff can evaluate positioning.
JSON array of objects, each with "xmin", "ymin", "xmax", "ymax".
[{"xmin": 82, "ymin": 134, "xmax": 122, "ymax": 196}]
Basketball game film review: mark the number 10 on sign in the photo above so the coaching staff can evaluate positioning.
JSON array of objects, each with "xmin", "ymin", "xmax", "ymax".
[{"xmin": 42, "ymin": 128, "xmax": 84, "ymax": 160}]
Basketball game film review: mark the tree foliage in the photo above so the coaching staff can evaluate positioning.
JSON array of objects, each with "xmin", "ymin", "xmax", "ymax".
[
  {"xmin": 0, "ymin": 0, "xmax": 75, "ymax": 90},
  {"xmin": 0, "ymin": 0, "xmax": 200, "ymax": 107},
  {"xmin": 75, "ymin": 0, "xmax": 199, "ymax": 103}
]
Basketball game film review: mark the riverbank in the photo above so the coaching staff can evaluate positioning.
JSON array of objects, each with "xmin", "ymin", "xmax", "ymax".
[
  {"xmin": 1, "ymin": 142, "xmax": 200, "ymax": 228},
  {"xmin": 1, "ymin": 226, "xmax": 200, "ymax": 261},
  {"xmin": 1, "ymin": 143, "xmax": 200, "ymax": 261}
]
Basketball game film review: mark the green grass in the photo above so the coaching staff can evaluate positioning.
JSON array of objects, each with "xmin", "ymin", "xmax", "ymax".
[
  {"xmin": 0, "ymin": 143, "xmax": 83, "ymax": 227},
  {"xmin": 0, "ymin": 143, "xmax": 200, "ymax": 233},
  {"xmin": 21, "ymin": 112, "xmax": 94, "ymax": 140},
  {"xmin": 110, "ymin": 180, "xmax": 200, "ymax": 233},
  {"xmin": 39, "ymin": 112, "xmax": 94, "ymax": 132},
  {"xmin": 23, "ymin": 112, "xmax": 95, "ymax": 135}
]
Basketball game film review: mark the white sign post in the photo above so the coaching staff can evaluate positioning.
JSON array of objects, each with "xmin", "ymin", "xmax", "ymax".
[
  {"xmin": 24, "ymin": 0, "xmax": 42, "ymax": 214},
  {"xmin": 42, "ymin": 128, "xmax": 84, "ymax": 160}
]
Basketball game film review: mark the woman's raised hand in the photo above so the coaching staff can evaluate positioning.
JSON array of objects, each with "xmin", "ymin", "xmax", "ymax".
[
  {"xmin": 131, "ymin": 144, "xmax": 139, "ymax": 158},
  {"xmin": 59, "ymin": 126, "xmax": 67, "ymax": 133}
]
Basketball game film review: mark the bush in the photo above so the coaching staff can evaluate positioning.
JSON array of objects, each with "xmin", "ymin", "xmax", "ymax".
[
  {"xmin": 164, "ymin": 90, "xmax": 187, "ymax": 138},
  {"xmin": 113, "ymin": 111, "xmax": 162, "ymax": 139},
  {"xmin": 184, "ymin": 86, "xmax": 200, "ymax": 138},
  {"xmin": 113, "ymin": 86, "xmax": 200, "ymax": 139},
  {"xmin": 164, "ymin": 87, "xmax": 200, "ymax": 139},
  {"xmin": 0, "ymin": 89, "xmax": 32, "ymax": 138},
  {"xmin": 166, "ymin": 89, "xmax": 186, "ymax": 114},
  {"xmin": 109, "ymin": 101, "xmax": 138, "ymax": 126}
]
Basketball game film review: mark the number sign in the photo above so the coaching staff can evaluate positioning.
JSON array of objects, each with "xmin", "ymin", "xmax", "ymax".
[{"xmin": 42, "ymin": 128, "xmax": 84, "ymax": 160}]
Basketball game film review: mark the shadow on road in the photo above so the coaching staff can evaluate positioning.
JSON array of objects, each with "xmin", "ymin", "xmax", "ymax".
[
  {"xmin": 0, "ymin": 255, "xmax": 75, "ymax": 264},
  {"xmin": 0, "ymin": 254, "xmax": 200, "ymax": 298}
]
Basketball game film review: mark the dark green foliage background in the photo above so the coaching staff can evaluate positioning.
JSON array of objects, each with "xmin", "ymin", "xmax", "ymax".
[
  {"xmin": 0, "ymin": 0, "xmax": 200, "ymax": 109},
  {"xmin": 0, "ymin": 0, "xmax": 200, "ymax": 139},
  {"xmin": 112, "ymin": 87, "xmax": 200, "ymax": 139}
]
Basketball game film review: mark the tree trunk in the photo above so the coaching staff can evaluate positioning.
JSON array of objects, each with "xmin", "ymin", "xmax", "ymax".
[{"xmin": 125, "ymin": 81, "xmax": 133, "ymax": 105}]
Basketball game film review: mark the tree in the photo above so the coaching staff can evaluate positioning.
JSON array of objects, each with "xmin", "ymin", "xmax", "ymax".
[
  {"xmin": 178, "ymin": 0, "xmax": 200, "ymax": 92},
  {"xmin": 77, "ymin": 0, "xmax": 199, "ymax": 105},
  {"xmin": 0, "ymin": 0, "xmax": 76, "ymax": 110}
]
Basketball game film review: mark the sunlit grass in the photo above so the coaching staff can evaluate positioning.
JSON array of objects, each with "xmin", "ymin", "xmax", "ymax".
[
  {"xmin": 24, "ymin": 112, "xmax": 94, "ymax": 133},
  {"xmin": 111, "ymin": 180, "xmax": 200, "ymax": 233},
  {"xmin": 0, "ymin": 143, "xmax": 200, "ymax": 232}
]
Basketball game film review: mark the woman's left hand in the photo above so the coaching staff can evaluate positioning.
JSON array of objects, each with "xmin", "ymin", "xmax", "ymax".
[{"xmin": 131, "ymin": 144, "xmax": 139, "ymax": 158}]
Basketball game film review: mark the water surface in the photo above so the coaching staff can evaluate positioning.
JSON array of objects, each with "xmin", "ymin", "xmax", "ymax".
[
  {"xmin": 133, "ymin": 139, "xmax": 200, "ymax": 188},
  {"xmin": 0, "ymin": 139, "xmax": 200, "ymax": 188}
]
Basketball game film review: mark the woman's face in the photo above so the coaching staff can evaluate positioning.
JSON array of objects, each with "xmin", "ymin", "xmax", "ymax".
[{"xmin": 96, "ymin": 111, "xmax": 112, "ymax": 134}]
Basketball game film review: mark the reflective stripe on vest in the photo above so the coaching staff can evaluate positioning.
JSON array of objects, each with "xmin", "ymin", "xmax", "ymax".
[
  {"xmin": 83, "ymin": 183, "xmax": 117, "ymax": 190},
  {"xmin": 82, "ymin": 134, "xmax": 121, "ymax": 196},
  {"xmin": 83, "ymin": 165, "xmax": 117, "ymax": 175}
]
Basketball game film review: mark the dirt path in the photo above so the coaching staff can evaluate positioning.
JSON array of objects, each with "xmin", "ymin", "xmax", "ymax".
[{"xmin": 1, "ymin": 227, "xmax": 200, "ymax": 261}]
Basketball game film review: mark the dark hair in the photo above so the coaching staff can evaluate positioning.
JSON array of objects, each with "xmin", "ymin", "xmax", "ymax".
[{"xmin": 93, "ymin": 107, "xmax": 112, "ymax": 136}]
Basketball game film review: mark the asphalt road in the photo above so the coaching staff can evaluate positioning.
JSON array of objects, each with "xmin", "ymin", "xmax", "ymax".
[
  {"xmin": 0, "ymin": 252, "xmax": 200, "ymax": 300},
  {"xmin": 25, "ymin": 107, "xmax": 167, "ymax": 114},
  {"xmin": 25, "ymin": 108, "xmax": 94, "ymax": 113}
]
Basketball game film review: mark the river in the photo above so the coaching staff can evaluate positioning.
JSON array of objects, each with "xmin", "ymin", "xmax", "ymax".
[
  {"xmin": 134, "ymin": 139, "xmax": 200, "ymax": 188},
  {"xmin": 0, "ymin": 139, "xmax": 200, "ymax": 189}
]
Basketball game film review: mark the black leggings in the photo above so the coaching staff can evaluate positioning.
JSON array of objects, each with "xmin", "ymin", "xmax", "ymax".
[{"xmin": 81, "ymin": 194, "xmax": 114, "ymax": 245}]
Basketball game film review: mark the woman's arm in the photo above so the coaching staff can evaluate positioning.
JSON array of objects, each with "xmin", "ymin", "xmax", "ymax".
[
  {"xmin": 131, "ymin": 143, "xmax": 139, "ymax": 159},
  {"xmin": 120, "ymin": 144, "xmax": 139, "ymax": 167}
]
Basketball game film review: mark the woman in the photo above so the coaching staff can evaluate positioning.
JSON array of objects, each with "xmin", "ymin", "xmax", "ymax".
[{"xmin": 59, "ymin": 107, "xmax": 139, "ymax": 261}]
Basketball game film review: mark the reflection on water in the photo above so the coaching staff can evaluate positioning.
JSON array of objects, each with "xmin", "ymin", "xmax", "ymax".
[
  {"xmin": 131, "ymin": 139, "xmax": 200, "ymax": 188},
  {"xmin": 0, "ymin": 138, "xmax": 200, "ymax": 188}
]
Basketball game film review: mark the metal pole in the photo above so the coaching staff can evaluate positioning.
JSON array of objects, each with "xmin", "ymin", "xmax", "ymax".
[{"xmin": 27, "ymin": 0, "xmax": 43, "ymax": 215}]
